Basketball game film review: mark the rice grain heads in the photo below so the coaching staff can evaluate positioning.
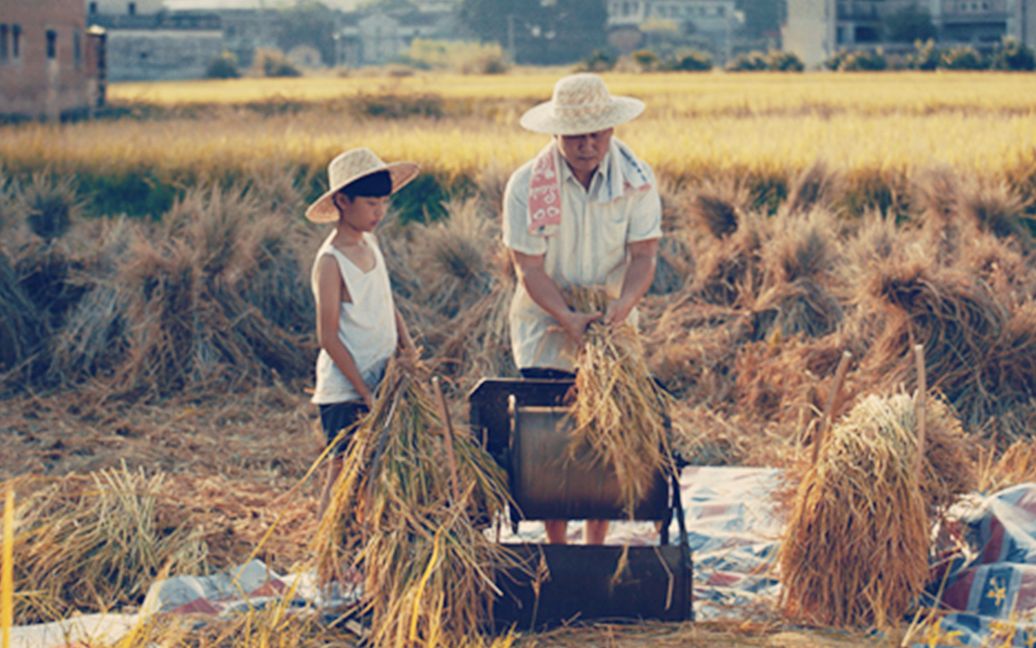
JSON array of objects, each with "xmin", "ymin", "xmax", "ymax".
[
  {"xmin": 779, "ymin": 392, "xmax": 974, "ymax": 630},
  {"xmin": 566, "ymin": 286, "xmax": 674, "ymax": 517},
  {"xmin": 313, "ymin": 354, "xmax": 516, "ymax": 647}
]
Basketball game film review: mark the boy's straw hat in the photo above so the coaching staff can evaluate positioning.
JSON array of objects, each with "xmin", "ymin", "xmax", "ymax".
[
  {"xmin": 305, "ymin": 148, "xmax": 419, "ymax": 223},
  {"xmin": 519, "ymin": 73, "xmax": 644, "ymax": 136}
]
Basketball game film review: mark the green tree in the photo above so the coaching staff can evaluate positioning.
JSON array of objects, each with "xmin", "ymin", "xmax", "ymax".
[
  {"xmin": 459, "ymin": 0, "xmax": 606, "ymax": 64},
  {"xmin": 276, "ymin": 0, "xmax": 336, "ymax": 66},
  {"xmin": 883, "ymin": 5, "xmax": 936, "ymax": 43}
]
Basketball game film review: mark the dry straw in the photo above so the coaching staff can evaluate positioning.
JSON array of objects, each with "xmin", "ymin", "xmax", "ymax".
[
  {"xmin": 5, "ymin": 466, "xmax": 207, "ymax": 624},
  {"xmin": 865, "ymin": 261, "xmax": 1036, "ymax": 444},
  {"xmin": 313, "ymin": 354, "xmax": 517, "ymax": 647},
  {"xmin": 779, "ymin": 391, "xmax": 974, "ymax": 630},
  {"xmin": 565, "ymin": 286, "xmax": 674, "ymax": 517}
]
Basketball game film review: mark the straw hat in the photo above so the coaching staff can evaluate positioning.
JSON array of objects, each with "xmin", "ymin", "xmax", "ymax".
[
  {"xmin": 305, "ymin": 148, "xmax": 420, "ymax": 223},
  {"xmin": 519, "ymin": 73, "xmax": 645, "ymax": 136}
]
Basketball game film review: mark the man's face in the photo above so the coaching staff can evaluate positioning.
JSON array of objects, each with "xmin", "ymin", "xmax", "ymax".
[{"xmin": 556, "ymin": 128, "xmax": 613, "ymax": 179}]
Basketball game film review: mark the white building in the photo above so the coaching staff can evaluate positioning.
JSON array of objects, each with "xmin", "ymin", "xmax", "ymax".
[
  {"xmin": 784, "ymin": 0, "xmax": 1036, "ymax": 67},
  {"xmin": 606, "ymin": 0, "xmax": 740, "ymax": 60}
]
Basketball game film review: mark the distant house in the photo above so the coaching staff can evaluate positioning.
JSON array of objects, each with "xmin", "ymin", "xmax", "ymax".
[
  {"xmin": 334, "ymin": 4, "xmax": 459, "ymax": 66},
  {"xmin": 606, "ymin": 0, "xmax": 741, "ymax": 61},
  {"xmin": 1, "ymin": 0, "xmax": 104, "ymax": 119},
  {"xmin": 87, "ymin": 1, "xmax": 222, "ymax": 80},
  {"xmin": 784, "ymin": 0, "xmax": 1036, "ymax": 67}
]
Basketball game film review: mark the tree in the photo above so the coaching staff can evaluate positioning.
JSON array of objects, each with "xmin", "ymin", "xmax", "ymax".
[
  {"xmin": 883, "ymin": 5, "xmax": 936, "ymax": 43},
  {"xmin": 276, "ymin": 0, "xmax": 337, "ymax": 66},
  {"xmin": 459, "ymin": 0, "xmax": 606, "ymax": 64}
]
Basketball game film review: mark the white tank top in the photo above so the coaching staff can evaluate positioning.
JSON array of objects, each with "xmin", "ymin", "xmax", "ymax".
[{"xmin": 310, "ymin": 230, "xmax": 398, "ymax": 404}]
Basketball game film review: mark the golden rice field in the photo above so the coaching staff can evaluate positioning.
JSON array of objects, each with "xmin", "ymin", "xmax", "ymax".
[{"xmin": 2, "ymin": 71, "xmax": 1035, "ymax": 195}]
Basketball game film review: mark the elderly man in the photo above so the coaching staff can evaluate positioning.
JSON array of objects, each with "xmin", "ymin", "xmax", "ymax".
[{"xmin": 502, "ymin": 73, "xmax": 662, "ymax": 545}]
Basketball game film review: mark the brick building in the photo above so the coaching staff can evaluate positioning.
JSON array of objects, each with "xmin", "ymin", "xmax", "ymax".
[{"xmin": 1, "ymin": 0, "xmax": 104, "ymax": 119}]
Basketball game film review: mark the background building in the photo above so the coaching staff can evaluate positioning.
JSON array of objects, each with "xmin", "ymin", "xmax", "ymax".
[
  {"xmin": 2, "ymin": 0, "xmax": 104, "ymax": 119},
  {"xmin": 606, "ymin": 0, "xmax": 741, "ymax": 61},
  {"xmin": 785, "ymin": 0, "xmax": 1036, "ymax": 67}
]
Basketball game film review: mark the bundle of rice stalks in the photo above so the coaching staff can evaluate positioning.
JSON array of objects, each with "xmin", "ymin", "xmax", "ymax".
[
  {"xmin": 6, "ymin": 466, "xmax": 206, "ymax": 624},
  {"xmin": 781, "ymin": 162, "xmax": 842, "ymax": 217},
  {"xmin": 978, "ymin": 439, "xmax": 1036, "ymax": 493},
  {"xmin": 16, "ymin": 172, "xmax": 79, "ymax": 242},
  {"xmin": 0, "ymin": 251, "xmax": 42, "ymax": 372},
  {"xmin": 44, "ymin": 218, "xmax": 135, "ymax": 384},
  {"xmin": 688, "ymin": 205, "xmax": 770, "ymax": 307},
  {"xmin": 733, "ymin": 335, "xmax": 848, "ymax": 431},
  {"xmin": 959, "ymin": 233, "xmax": 1033, "ymax": 304},
  {"xmin": 958, "ymin": 178, "xmax": 1033, "ymax": 252},
  {"xmin": 565, "ymin": 286, "xmax": 675, "ymax": 516},
  {"xmin": 109, "ymin": 185, "xmax": 312, "ymax": 395},
  {"xmin": 641, "ymin": 299, "xmax": 749, "ymax": 404},
  {"xmin": 412, "ymin": 198, "xmax": 497, "ymax": 318},
  {"xmin": 313, "ymin": 354, "xmax": 516, "ymax": 647},
  {"xmin": 436, "ymin": 266, "xmax": 515, "ymax": 387},
  {"xmin": 748, "ymin": 280, "xmax": 843, "ymax": 342},
  {"xmin": 779, "ymin": 391, "xmax": 973, "ymax": 630},
  {"xmin": 863, "ymin": 261, "xmax": 1035, "ymax": 443}
]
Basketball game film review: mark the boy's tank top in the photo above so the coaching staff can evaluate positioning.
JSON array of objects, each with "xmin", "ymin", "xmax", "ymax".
[{"xmin": 310, "ymin": 230, "xmax": 397, "ymax": 404}]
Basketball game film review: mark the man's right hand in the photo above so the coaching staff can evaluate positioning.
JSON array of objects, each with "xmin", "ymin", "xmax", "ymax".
[{"xmin": 558, "ymin": 309, "xmax": 601, "ymax": 345}]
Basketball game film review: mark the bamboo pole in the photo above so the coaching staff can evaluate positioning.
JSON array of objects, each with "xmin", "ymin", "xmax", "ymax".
[
  {"xmin": 913, "ymin": 344, "xmax": 927, "ymax": 474},
  {"xmin": 431, "ymin": 376, "xmax": 462, "ymax": 506},
  {"xmin": 812, "ymin": 350, "xmax": 853, "ymax": 466}
]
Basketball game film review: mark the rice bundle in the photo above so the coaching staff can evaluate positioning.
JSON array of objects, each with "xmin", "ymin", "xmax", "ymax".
[
  {"xmin": 779, "ymin": 392, "xmax": 973, "ymax": 629},
  {"xmin": 864, "ymin": 262, "xmax": 1035, "ymax": 444},
  {"xmin": 6, "ymin": 466, "xmax": 207, "ymax": 624},
  {"xmin": 0, "ymin": 251, "xmax": 42, "ymax": 372},
  {"xmin": 565, "ymin": 286, "xmax": 674, "ymax": 516},
  {"xmin": 313, "ymin": 354, "xmax": 516, "ymax": 647}
]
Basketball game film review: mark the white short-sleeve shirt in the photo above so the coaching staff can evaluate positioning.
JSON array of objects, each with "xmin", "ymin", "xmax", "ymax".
[{"xmin": 502, "ymin": 145, "xmax": 663, "ymax": 372}]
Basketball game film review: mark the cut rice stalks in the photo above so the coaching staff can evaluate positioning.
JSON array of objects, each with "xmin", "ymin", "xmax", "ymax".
[
  {"xmin": 313, "ymin": 353, "xmax": 518, "ymax": 647},
  {"xmin": 779, "ymin": 393, "xmax": 933, "ymax": 630},
  {"xmin": 565, "ymin": 286, "xmax": 675, "ymax": 518}
]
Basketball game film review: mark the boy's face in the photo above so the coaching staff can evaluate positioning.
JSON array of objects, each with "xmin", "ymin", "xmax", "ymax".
[
  {"xmin": 556, "ymin": 128, "xmax": 613, "ymax": 178},
  {"xmin": 335, "ymin": 194, "xmax": 389, "ymax": 232}
]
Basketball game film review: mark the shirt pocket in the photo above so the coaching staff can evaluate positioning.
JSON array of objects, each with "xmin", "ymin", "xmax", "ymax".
[{"xmin": 597, "ymin": 208, "xmax": 630, "ymax": 267}]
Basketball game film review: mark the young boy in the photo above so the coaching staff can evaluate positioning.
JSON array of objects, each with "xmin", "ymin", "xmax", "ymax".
[{"xmin": 306, "ymin": 147, "xmax": 419, "ymax": 518}]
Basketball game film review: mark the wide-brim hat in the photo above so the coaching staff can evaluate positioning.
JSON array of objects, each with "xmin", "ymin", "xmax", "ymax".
[
  {"xmin": 519, "ymin": 73, "xmax": 645, "ymax": 136},
  {"xmin": 305, "ymin": 147, "xmax": 420, "ymax": 223}
]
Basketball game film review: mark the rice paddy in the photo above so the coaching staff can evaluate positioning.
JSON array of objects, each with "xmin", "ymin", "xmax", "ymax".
[{"xmin": 1, "ymin": 70, "xmax": 1035, "ymax": 645}]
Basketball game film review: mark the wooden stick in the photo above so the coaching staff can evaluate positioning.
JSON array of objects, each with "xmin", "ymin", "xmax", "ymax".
[
  {"xmin": 913, "ymin": 344, "xmax": 928, "ymax": 474},
  {"xmin": 431, "ymin": 376, "xmax": 462, "ymax": 505},
  {"xmin": 812, "ymin": 350, "xmax": 852, "ymax": 467}
]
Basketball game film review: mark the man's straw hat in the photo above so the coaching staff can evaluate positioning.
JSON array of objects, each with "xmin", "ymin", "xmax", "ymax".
[
  {"xmin": 305, "ymin": 148, "xmax": 419, "ymax": 223},
  {"xmin": 519, "ymin": 73, "xmax": 645, "ymax": 136}
]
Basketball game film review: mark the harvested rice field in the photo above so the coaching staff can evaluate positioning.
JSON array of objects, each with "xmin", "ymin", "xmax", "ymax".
[{"xmin": 1, "ymin": 70, "xmax": 1035, "ymax": 646}]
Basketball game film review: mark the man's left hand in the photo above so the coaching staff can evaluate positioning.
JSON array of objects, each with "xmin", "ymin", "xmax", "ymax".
[{"xmin": 604, "ymin": 298, "xmax": 634, "ymax": 326}]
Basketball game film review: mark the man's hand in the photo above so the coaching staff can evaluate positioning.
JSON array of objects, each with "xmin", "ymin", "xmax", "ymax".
[
  {"xmin": 558, "ymin": 309, "xmax": 601, "ymax": 345},
  {"xmin": 604, "ymin": 297, "xmax": 635, "ymax": 326}
]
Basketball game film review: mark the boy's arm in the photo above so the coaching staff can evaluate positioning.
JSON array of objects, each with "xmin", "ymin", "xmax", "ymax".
[
  {"xmin": 315, "ymin": 254, "xmax": 373, "ymax": 408},
  {"xmin": 510, "ymin": 249, "xmax": 599, "ymax": 345},
  {"xmin": 605, "ymin": 237, "xmax": 659, "ymax": 325}
]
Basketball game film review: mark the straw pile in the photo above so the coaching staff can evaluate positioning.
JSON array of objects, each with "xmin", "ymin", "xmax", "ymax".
[
  {"xmin": 779, "ymin": 391, "xmax": 974, "ymax": 629},
  {"xmin": 865, "ymin": 262, "xmax": 1036, "ymax": 443},
  {"xmin": 0, "ymin": 251, "xmax": 41, "ymax": 372},
  {"xmin": 313, "ymin": 354, "xmax": 516, "ymax": 647},
  {"xmin": 6, "ymin": 466, "xmax": 206, "ymax": 624},
  {"xmin": 565, "ymin": 286, "xmax": 674, "ymax": 516}
]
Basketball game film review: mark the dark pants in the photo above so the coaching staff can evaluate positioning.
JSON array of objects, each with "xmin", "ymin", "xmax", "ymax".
[
  {"xmin": 519, "ymin": 368, "xmax": 576, "ymax": 380},
  {"xmin": 319, "ymin": 401, "xmax": 369, "ymax": 456}
]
